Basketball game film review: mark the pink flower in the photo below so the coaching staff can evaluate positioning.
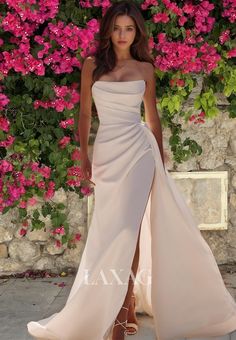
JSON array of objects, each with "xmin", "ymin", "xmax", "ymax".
[
  {"xmin": 66, "ymin": 179, "xmax": 81, "ymax": 187},
  {"xmin": 19, "ymin": 228, "xmax": 27, "ymax": 236},
  {"xmin": 219, "ymin": 30, "xmax": 230, "ymax": 44},
  {"xmin": 52, "ymin": 226, "xmax": 65, "ymax": 235},
  {"xmin": 38, "ymin": 166, "xmax": 51, "ymax": 179},
  {"xmin": 28, "ymin": 197, "xmax": 37, "ymax": 206},
  {"xmin": 153, "ymin": 13, "xmax": 170, "ymax": 24},
  {"xmin": 0, "ymin": 94, "xmax": 10, "ymax": 111},
  {"xmin": 58, "ymin": 136, "xmax": 71, "ymax": 149},
  {"xmin": 0, "ymin": 160, "xmax": 13, "ymax": 174},
  {"xmin": 162, "ymin": 0, "xmax": 182, "ymax": 16},
  {"xmin": 54, "ymin": 85, "xmax": 68, "ymax": 97},
  {"xmin": 19, "ymin": 201, "xmax": 27, "ymax": 208},
  {"xmin": 227, "ymin": 48, "xmax": 236, "ymax": 58},
  {"xmin": 4, "ymin": 0, "xmax": 59, "ymax": 25},
  {"xmin": 78, "ymin": 0, "xmax": 92, "ymax": 8},
  {"xmin": 2, "ymin": 12, "xmax": 37, "ymax": 37},
  {"xmin": 55, "ymin": 240, "xmax": 62, "ymax": 248},
  {"xmin": 71, "ymin": 149, "xmax": 81, "ymax": 161},
  {"xmin": 44, "ymin": 189, "xmax": 54, "ymax": 200},
  {"xmin": 0, "ymin": 135, "xmax": 15, "ymax": 148},
  {"xmin": 44, "ymin": 181, "xmax": 55, "ymax": 200},
  {"xmin": 2, "ymin": 49, "xmax": 45, "ymax": 76},
  {"xmin": 86, "ymin": 18, "xmax": 100, "ymax": 31},
  {"xmin": 157, "ymin": 33, "xmax": 166, "ymax": 44},
  {"xmin": 222, "ymin": 0, "xmax": 236, "ymax": 23},
  {"xmin": 141, "ymin": 0, "xmax": 158, "ymax": 10},
  {"xmin": 198, "ymin": 111, "xmax": 205, "ymax": 118},
  {"xmin": 183, "ymin": 3, "xmax": 195, "ymax": 15},
  {"xmin": 178, "ymin": 16, "xmax": 187, "ymax": 26},
  {"xmin": 189, "ymin": 111, "xmax": 205, "ymax": 124},
  {"xmin": 59, "ymin": 118, "xmax": 74, "ymax": 129},
  {"xmin": 22, "ymin": 220, "xmax": 29, "ymax": 227},
  {"xmin": 67, "ymin": 165, "xmax": 82, "ymax": 177},
  {"xmin": 34, "ymin": 86, "xmax": 79, "ymax": 113},
  {"xmin": 176, "ymin": 79, "xmax": 185, "ymax": 87},
  {"xmin": 148, "ymin": 36, "xmax": 155, "ymax": 50},
  {"xmin": 37, "ymin": 181, "xmax": 46, "ymax": 189},
  {"xmin": 170, "ymin": 78, "xmax": 185, "ymax": 87},
  {"xmin": 75, "ymin": 233, "xmax": 81, "ymax": 241},
  {"xmin": 199, "ymin": 43, "xmax": 221, "ymax": 74},
  {"xmin": 0, "ymin": 116, "xmax": 10, "ymax": 132},
  {"xmin": 81, "ymin": 186, "xmax": 92, "ymax": 196},
  {"xmin": 30, "ymin": 162, "xmax": 40, "ymax": 172}
]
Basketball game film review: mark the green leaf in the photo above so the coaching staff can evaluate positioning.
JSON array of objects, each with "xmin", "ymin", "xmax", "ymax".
[
  {"xmin": 168, "ymin": 100, "xmax": 175, "ymax": 113},
  {"xmin": 31, "ymin": 219, "xmax": 45, "ymax": 230},
  {"xmin": 41, "ymin": 203, "xmax": 51, "ymax": 217},
  {"xmin": 54, "ymin": 128, "xmax": 64, "ymax": 139},
  {"xmin": 172, "ymin": 95, "xmax": 181, "ymax": 111},
  {"xmin": 19, "ymin": 208, "xmax": 27, "ymax": 218},
  {"xmin": 2, "ymin": 206, "xmax": 12, "ymax": 214},
  {"xmin": 61, "ymin": 235, "xmax": 68, "ymax": 244},
  {"xmin": 200, "ymin": 97, "xmax": 208, "ymax": 111},
  {"xmin": 33, "ymin": 209, "xmax": 40, "ymax": 220},
  {"xmin": 207, "ymin": 107, "xmax": 219, "ymax": 118},
  {"xmin": 161, "ymin": 97, "xmax": 169, "ymax": 108},
  {"xmin": 56, "ymin": 203, "xmax": 66, "ymax": 210},
  {"xmin": 194, "ymin": 97, "xmax": 201, "ymax": 110}
]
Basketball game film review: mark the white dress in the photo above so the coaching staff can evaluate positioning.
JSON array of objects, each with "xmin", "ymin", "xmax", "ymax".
[{"xmin": 27, "ymin": 80, "xmax": 236, "ymax": 340}]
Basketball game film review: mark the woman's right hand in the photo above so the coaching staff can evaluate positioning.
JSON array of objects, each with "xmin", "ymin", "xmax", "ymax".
[{"xmin": 81, "ymin": 154, "xmax": 92, "ymax": 181}]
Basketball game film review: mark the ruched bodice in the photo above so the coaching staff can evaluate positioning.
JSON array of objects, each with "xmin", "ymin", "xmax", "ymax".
[
  {"xmin": 91, "ymin": 80, "xmax": 152, "ymax": 184},
  {"xmin": 91, "ymin": 80, "xmax": 145, "ymax": 125}
]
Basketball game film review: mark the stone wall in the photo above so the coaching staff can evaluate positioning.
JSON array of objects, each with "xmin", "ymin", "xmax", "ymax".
[
  {"xmin": 163, "ymin": 107, "xmax": 236, "ymax": 264},
  {"xmin": 0, "ymin": 190, "xmax": 88, "ymax": 275},
  {"xmin": 0, "ymin": 97, "xmax": 236, "ymax": 275}
]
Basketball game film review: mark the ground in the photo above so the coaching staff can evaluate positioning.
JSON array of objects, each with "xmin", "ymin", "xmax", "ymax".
[{"xmin": 0, "ymin": 264, "xmax": 236, "ymax": 340}]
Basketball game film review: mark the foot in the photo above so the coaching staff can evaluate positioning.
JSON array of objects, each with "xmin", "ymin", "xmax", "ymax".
[
  {"xmin": 112, "ymin": 306, "xmax": 128, "ymax": 340},
  {"xmin": 126, "ymin": 294, "xmax": 138, "ymax": 335},
  {"xmin": 112, "ymin": 324, "xmax": 126, "ymax": 340}
]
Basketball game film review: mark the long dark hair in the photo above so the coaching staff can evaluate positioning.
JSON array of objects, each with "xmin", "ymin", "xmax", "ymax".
[{"xmin": 91, "ymin": 0, "xmax": 154, "ymax": 82}]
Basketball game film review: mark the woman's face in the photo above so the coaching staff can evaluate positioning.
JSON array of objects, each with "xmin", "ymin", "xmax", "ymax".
[{"xmin": 110, "ymin": 15, "xmax": 136, "ymax": 51}]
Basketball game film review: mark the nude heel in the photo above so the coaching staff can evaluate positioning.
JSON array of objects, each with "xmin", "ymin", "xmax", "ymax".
[
  {"xmin": 126, "ymin": 294, "xmax": 139, "ymax": 335},
  {"xmin": 113, "ymin": 306, "xmax": 129, "ymax": 335}
]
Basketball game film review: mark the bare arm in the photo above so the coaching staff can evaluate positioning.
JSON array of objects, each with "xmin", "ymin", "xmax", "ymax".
[
  {"xmin": 76, "ymin": 56, "xmax": 95, "ymax": 180},
  {"xmin": 77, "ymin": 57, "xmax": 94, "ymax": 158},
  {"xmin": 143, "ymin": 63, "xmax": 164, "ymax": 165}
]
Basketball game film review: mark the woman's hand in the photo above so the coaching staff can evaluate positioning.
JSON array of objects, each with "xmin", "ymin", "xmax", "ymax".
[{"xmin": 81, "ymin": 154, "xmax": 92, "ymax": 181}]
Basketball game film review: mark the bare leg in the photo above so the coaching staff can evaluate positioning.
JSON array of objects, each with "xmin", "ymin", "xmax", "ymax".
[{"xmin": 112, "ymin": 228, "xmax": 141, "ymax": 340}]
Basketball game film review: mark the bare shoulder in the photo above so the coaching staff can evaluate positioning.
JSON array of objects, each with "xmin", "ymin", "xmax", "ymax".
[
  {"xmin": 140, "ymin": 61, "xmax": 154, "ymax": 70},
  {"xmin": 139, "ymin": 61, "xmax": 155, "ymax": 80},
  {"xmin": 81, "ymin": 56, "xmax": 97, "ymax": 88},
  {"xmin": 82, "ymin": 56, "xmax": 96, "ymax": 73}
]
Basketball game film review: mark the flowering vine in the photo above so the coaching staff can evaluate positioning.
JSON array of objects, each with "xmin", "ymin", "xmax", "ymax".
[{"xmin": 0, "ymin": 0, "xmax": 236, "ymax": 247}]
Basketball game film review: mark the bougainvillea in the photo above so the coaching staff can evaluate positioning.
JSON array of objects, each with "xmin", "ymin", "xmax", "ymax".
[{"xmin": 0, "ymin": 0, "xmax": 236, "ymax": 248}]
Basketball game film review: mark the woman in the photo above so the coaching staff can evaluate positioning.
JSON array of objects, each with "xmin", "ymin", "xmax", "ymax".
[{"xmin": 27, "ymin": 1, "xmax": 236, "ymax": 340}]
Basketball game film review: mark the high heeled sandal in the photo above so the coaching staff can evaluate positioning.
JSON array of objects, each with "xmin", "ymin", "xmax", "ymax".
[
  {"xmin": 126, "ymin": 294, "xmax": 139, "ymax": 336},
  {"xmin": 113, "ymin": 306, "xmax": 129, "ymax": 336}
]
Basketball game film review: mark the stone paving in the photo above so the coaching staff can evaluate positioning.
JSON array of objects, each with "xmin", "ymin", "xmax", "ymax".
[{"xmin": 0, "ymin": 265, "xmax": 236, "ymax": 340}]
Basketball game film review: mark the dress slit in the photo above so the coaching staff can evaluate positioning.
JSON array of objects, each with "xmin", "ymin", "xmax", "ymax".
[{"xmin": 104, "ymin": 149, "xmax": 156, "ymax": 339}]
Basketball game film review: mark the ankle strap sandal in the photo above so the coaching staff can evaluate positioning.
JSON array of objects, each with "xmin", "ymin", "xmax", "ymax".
[
  {"xmin": 126, "ymin": 294, "xmax": 139, "ymax": 335},
  {"xmin": 113, "ymin": 306, "xmax": 129, "ymax": 335}
]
